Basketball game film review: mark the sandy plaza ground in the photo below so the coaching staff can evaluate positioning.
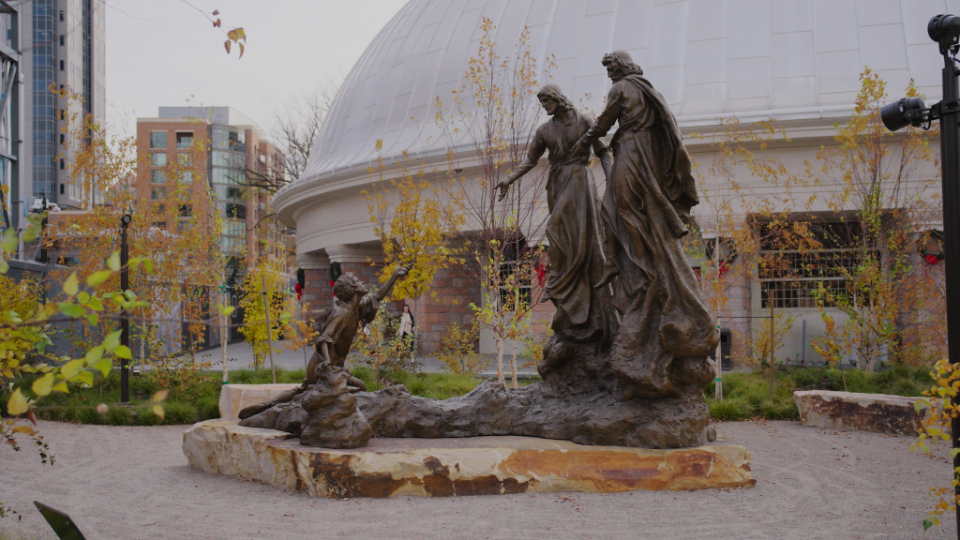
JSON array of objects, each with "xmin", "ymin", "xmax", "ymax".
[{"xmin": 0, "ymin": 420, "xmax": 955, "ymax": 540}]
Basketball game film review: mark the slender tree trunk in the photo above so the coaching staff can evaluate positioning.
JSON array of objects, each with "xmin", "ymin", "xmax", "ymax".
[
  {"xmin": 769, "ymin": 298, "xmax": 775, "ymax": 401},
  {"xmin": 262, "ymin": 270, "xmax": 277, "ymax": 384},
  {"xmin": 495, "ymin": 333, "xmax": 505, "ymax": 387},
  {"xmin": 221, "ymin": 289, "xmax": 229, "ymax": 384},
  {"xmin": 510, "ymin": 340, "xmax": 518, "ymax": 389},
  {"xmin": 714, "ymin": 209, "xmax": 723, "ymax": 402},
  {"xmin": 140, "ymin": 313, "xmax": 147, "ymax": 375}
]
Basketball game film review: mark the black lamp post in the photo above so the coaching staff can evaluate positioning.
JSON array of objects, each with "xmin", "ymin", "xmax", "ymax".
[
  {"xmin": 119, "ymin": 213, "xmax": 132, "ymax": 405},
  {"xmin": 882, "ymin": 14, "xmax": 960, "ymax": 538}
]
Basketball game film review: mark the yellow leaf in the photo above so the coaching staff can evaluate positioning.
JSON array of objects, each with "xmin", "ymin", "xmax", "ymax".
[
  {"xmin": 11, "ymin": 425, "xmax": 37, "ymax": 435},
  {"xmin": 87, "ymin": 270, "xmax": 112, "ymax": 287},
  {"xmin": 152, "ymin": 404, "xmax": 165, "ymax": 420},
  {"xmin": 224, "ymin": 39, "xmax": 231, "ymax": 54},
  {"xmin": 31, "ymin": 373, "xmax": 56, "ymax": 397},
  {"xmin": 7, "ymin": 389, "xmax": 29, "ymax": 416},
  {"xmin": 84, "ymin": 346, "xmax": 104, "ymax": 366},
  {"xmin": 51, "ymin": 381, "xmax": 68, "ymax": 393},
  {"xmin": 107, "ymin": 251, "xmax": 120, "ymax": 272},
  {"xmin": 60, "ymin": 358, "xmax": 85, "ymax": 380},
  {"xmin": 63, "ymin": 272, "xmax": 79, "ymax": 296},
  {"xmin": 152, "ymin": 389, "xmax": 168, "ymax": 402},
  {"xmin": 76, "ymin": 370, "xmax": 93, "ymax": 387},
  {"xmin": 92, "ymin": 358, "xmax": 112, "ymax": 377}
]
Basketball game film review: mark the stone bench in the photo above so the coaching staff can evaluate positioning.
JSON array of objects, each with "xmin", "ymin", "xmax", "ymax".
[
  {"xmin": 793, "ymin": 390, "xmax": 923, "ymax": 436},
  {"xmin": 218, "ymin": 383, "xmax": 300, "ymax": 419}
]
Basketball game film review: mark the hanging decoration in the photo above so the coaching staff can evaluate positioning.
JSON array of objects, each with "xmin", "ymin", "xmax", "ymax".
[
  {"xmin": 919, "ymin": 230, "xmax": 945, "ymax": 266},
  {"xmin": 705, "ymin": 238, "xmax": 738, "ymax": 276},
  {"xmin": 535, "ymin": 264, "xmax": 547, "ymax": 287},
  {"xmin": 296, "ymin": 268, "xmax": 305, "ymax": 300},
  {"xmin": 329, "ymin": 262, "xmax": 342, "ymax": 288}
]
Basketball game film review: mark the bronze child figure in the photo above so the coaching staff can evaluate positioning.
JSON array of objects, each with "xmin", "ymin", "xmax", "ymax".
[{"xmin": 238, "ymin": 264, "xmax": 409, "ymax": 421}]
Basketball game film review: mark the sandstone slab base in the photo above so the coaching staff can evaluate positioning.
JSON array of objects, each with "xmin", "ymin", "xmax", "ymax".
[
  {"xmin": 793, "ymin": 390, "xmax": 922, "ymax": 435},
  {"xmin": 183, "ymin": 419, "xmax": 755, "ymax": 498},
  {"xmin": 219, "ymin": 384, "xmax": 299, "ymax": 419}
]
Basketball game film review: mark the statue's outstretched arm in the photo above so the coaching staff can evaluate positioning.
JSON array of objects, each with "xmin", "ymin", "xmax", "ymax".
[{"xmin": 498, "ymin": 130, "xmax": 546, "ymax": 200}]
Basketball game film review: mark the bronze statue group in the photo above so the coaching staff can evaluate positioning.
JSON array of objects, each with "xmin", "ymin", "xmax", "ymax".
[{"xmin": 239, "ymin": 51, "xmax": 720, "ymax": 450}]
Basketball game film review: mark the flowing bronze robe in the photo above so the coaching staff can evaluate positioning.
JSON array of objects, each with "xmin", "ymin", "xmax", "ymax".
[
  {"xmin": 578, "ymin": 74, "xmax": 718, "ymax": 398},
  {"xmin": 511, "ymin": 111, "xmax": 616, "ymax": 344}
]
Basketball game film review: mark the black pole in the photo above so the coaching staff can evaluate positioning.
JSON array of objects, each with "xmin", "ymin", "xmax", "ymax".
[
  {"xmin": 937, "ymin": 45, "xmax": 960, "ymax": 540},
  {"xmin": 119, "ymin": 214, "xmax": 131, "ymax": 404}
]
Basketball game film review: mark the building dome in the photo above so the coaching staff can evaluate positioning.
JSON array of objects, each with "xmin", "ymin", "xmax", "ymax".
[{"xmin": 275, "ymin": 0, "xmax": 944, "ymax": 252}]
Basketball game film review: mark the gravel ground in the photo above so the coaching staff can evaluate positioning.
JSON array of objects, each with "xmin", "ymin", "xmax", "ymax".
[{"xmin": 1, "ymin": 420, "xmax": 955, "ymax": 540}]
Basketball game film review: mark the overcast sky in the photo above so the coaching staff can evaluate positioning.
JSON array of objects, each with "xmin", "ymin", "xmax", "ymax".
[{"xmin": 105, "ymin": 0, "xmax": 409, "ymax": 138}]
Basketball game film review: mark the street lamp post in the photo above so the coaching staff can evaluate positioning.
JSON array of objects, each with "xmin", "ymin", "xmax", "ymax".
[
  {"xmin": 882, "ymin": 14, "xmax": 960, "ymax": 538},
  {"xmin": 119, "ymin": 214, "xmax": 132, "ymax": 404}
]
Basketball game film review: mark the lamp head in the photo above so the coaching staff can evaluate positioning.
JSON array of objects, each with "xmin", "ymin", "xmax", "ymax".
[
  {"xmin": 120, "ymin": 214, "xmax": 132, "ymax": 227},
  {"xmin": 929, "ymin": 14, "xmax": 960, "ymax": 54},
  {"xmin": 880, "ymin": 97, "xmax": 926, "ymax": 131}
]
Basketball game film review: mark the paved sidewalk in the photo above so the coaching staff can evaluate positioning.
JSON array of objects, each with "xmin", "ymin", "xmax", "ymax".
[{"xmin": 2, "ymin": 420, "xmax": 950, "ymax": 540}]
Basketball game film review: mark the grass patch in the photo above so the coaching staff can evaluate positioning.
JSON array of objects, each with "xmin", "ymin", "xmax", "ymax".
[
  {"xmin": 8, "ymin": 362, "xmax": 936, "ymax": 426},
  {"xmin": 706, "ymin": 365, "xmax": 930, "ymax": 421}
]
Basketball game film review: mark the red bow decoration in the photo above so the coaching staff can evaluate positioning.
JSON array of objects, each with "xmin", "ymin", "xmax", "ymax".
[
  {"xmin": 328, "ymin": 280, "xmax": 336, "ymax": 287},
  {"xmin": 925, "ymin": 253, "xmax": 941, "ymax": 266},
  {"xmin": 535, "ymin": 264, "xmax": 546, "ymax": 287},
  {"xmin": 294, "ymin": 282, "xmax": 303, "ymax": 300},
  {"xmin": 718, "ymin": 261, "xmax": 730, "ymax": 275}
]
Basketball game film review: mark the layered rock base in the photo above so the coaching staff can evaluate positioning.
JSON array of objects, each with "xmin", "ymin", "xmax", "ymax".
[
  {"xmin": 794, "ymin": 390, "xmax": 923, "ymax": 435},
  {"xmin": 183, "ymin": 419, "xmax": 756, "ymax": 498}
]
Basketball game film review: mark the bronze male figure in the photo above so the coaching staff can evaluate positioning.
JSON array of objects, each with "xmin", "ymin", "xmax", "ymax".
[{"xmin": 570, "ymin": 51, "xmax": 718, "ymax": 399}]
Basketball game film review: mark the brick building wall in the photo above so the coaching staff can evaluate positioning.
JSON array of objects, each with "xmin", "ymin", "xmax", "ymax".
[{"xmin": 408, "ymin": 266, "xmax": 483, "ymax": 355}]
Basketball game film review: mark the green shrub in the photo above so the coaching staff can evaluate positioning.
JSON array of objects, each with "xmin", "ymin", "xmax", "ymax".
[
  {"xmin": 105, "ymin": 406, "xmax": 134, "ymax": 426},
  {"xmin": 75, "ymin": 406, "xmax": 101, "ymax": 425},
  {"xmin": 230, "ymin": 370, "xmax": 256, "ymax": 384},
  {"xmin": 163, "ymin": 402, "xmax": 197, "ymax": 425},
  {"xmin": 61, "ymin": 406, "xmax": 79, "ymax": 423},
  {"xmin": 709, "ymin": 398, "xmax": 753, "ymax": 420},
  {"xmin": 196, "ymin": 397, "xmax": 221, "ymax": 420},
  {"xmin": 280, "ymin": 369, "xmax": 306, "ymax": 383},
  {"xmin": 404, "ymin": 377, "xmax": 429, "ymax": 396},
  {"xmin": 760, "ymin": 399, "xmax": 798, "ymax": 420},
  {"xmin": 35, "ymin": 407, "xmax": 59, "ymax": 421},
  {"xmin": 135, "ymin": 407, "xmax": 162, "ymax": 426},
  {"xmin": 350, "ymin": 366, "xmax": 380, "ymax": 392},
  {"xmin": 891, "ymin": 379, "xmax": 923, "ymax": 397}
]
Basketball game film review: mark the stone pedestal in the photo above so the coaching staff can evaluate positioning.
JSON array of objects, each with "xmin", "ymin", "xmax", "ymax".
[
  {"xmin": 183, "ymin": 419, "xmax": 755, "ymax": 498},
  {"xmin": 219, "ymin": 384, "xmax": 299, "ymax": 419},
  {"xmin": 793, "ymin": 390, "xmax": 923, "ymax": 435}
]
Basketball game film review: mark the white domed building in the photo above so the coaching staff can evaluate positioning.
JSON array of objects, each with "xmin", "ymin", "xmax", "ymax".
[{"xmin": 275, "ymin": 0, "xmax": 946, "ymax": 361}]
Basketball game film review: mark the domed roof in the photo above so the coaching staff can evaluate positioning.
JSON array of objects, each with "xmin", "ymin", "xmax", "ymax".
[{"xmin": 298, "ymin": 0, "xmax": 943, "ymax": 185}]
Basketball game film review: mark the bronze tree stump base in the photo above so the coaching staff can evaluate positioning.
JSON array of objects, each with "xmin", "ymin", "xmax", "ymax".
[{"xmin": 183, "ymin": 419, "xmax": 755, "ymax": 498}]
